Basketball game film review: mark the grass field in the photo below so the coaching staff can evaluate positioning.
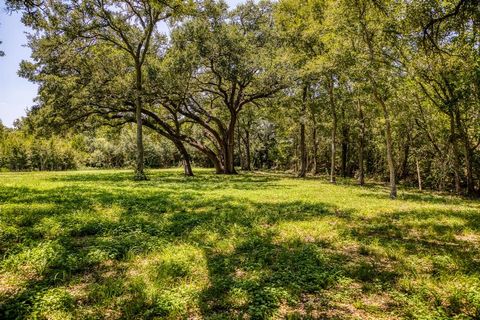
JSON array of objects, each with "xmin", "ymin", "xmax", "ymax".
[{"xmin": 0, "ymin": 169, "xmax": 479, "ymax": 319}]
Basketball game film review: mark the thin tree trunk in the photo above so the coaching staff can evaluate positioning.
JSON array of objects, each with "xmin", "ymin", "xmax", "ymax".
[
  {"xmin": 455, "ymin": 109, "xmax": 475, "ymax": 195},
  {"xmin": 237, "ymin": 125, "xmax": 244, "ymax": 170},
  {"xmin": 358, "ymin": 102, "xmax": 365, "ymax": 186},
  {"xmin": 416, "ymin": 157, "xmax": 422, "ymax": 191},
  {"xmin": 448, "ymin": 111, "xmax": 462, "ymax": 194},
  {"xmin": 361, "ymin": 16, "xmax": 396, "ymax": 198},
  {"xmin": 299, "ymin": 121, "xmax": 307, "ymax": 177},
  {"xmin": 223, "ymin": 116, "xmax": 238, "ymax": 174},
  {"xmin": 340, "ymin": 105, "xmax": 349, "ymax": 178},
  {"xmin": 328, "ymin": 76, "xmax": 337, "ymax": 184},
  {"xmin": 311, "ymin": 117, "xmax": 319, "ymax": 175},
  {"xmin": 372, "ymin": 88, "xmax": 397, "ymax": 199},
  {"xmin": 400, "ymin": 141, "xmax": 410, "ymax": 180},
  {"xmin": 341, "ymin": 131, "xmax": 349, "ymax": 178},
  {"xmin": 298, "ymin": 86, "xmax": 308, "ymax": 178},
  {"xmin": 243, "ymin": 128, "xmax": 251, "ymax": 171},
  {"xmin": 464, "ymin": 144, "xmax": 474, "ymax": 195}
]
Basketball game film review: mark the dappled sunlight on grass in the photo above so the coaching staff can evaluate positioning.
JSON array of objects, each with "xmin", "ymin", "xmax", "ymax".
[{"xmin": 0, "ymin": 169, "xmax": 479, "ymax": 319}]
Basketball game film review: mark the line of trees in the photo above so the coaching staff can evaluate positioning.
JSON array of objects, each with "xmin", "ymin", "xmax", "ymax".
[
  {"xmin": 0, "ymin": 122, "xmax": 184, "ymax": 171},
  {"xmin": 7, "ymin": 0, "xmax": 480, "ymax": 197}
]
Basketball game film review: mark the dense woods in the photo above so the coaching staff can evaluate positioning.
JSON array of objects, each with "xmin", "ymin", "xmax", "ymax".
[{"xmin": 5, "ymin": 0, "xmax": 480, "ymax": 197}]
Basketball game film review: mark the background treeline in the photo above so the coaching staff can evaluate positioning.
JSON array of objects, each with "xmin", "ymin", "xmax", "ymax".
[
  {"xmin": 6, "ymin": 0, "xmax": 480, "ymax": 197},
  {"xmin": 0, "ymin": 122, "xmax": 183, "ymax": 171}
]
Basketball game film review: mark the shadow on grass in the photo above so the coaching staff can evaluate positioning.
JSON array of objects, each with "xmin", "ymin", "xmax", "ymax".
[
  {"xmin": 46, "ymin": 170, "xmax": 288, "ymax": 193},
  {"xmin": 0, "ymin": 171, "xmax": 479, "ymax": 319}
]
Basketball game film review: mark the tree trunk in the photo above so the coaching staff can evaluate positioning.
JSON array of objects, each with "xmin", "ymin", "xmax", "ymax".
[
  {"xmin": 187, "ymin": 140, "xmax": 223, "ymax": 174},
  {"xmin": 464, "ymin": 144, "xmax": 474, "ymax": 196},
  {"xmin": 212, "ymin": 157, "xmax": 224, "ymax": 174},
  {"xmin": 328, "ymin": 76, "xmax": 337, "ymax": 184},
  {"xmin": 134, "ymin": 64, "xmax": 147, "ymax": 181},
  {"xmin": 298, "ymin": 121, "xmax": 307, "ymax": 177},
  {"xmin": 298, "ymin": 86, "xmax": 308, "ymax": 178},
  {"xmin": 455, "ymin": 108, "xmax": 475, "ymax": 195},
  {"xmin": 340, "ymin": 105, "xmax": 349, "ymax": 178},
  {"xmin": 174, "ymin": 141, "xmax": 194, "ymax": 177},
  {"xmin": 372, "ymin": 88, "xmax": 397, "ymax": 199},
  {"xmin": 400, "ymin": 140, "xmax": 410, "ymax": 180},
  {"xmin": 361, "ymin": 17, "xmax": 396, "ymax": 198},
  {"xmin": 311, "ymin": 117, "xmax": 319, "ymax": 175},
  {"xmin": 237, "ymin": 125, "xmax": 244, "ymax": 170},
  {"xmin": 448, "ymin": 111, "xmax": 462, "ymax": 194},
  {"xmin": 223, "ymin": 116, "xmax": 238, "ymax": 174},
  {"xmin": 358, "ymin": 103, "xmax": 365, "ymax": 186},
  {"xmin": 243, "ymin": 128, "xmax": 251, "ymax": 171},
  {"xmin": 416, "ymin": 158, "xmax": 422, "ymax": 191},
  {"xmin": 341, "ymin": 132, "xmax": 348, "ymax": 178}
]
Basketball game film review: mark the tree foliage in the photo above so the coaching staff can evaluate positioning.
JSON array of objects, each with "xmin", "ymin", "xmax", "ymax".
[{"xmin": 8, "ymin": 0, "xmax": 480, "ymax": 197}]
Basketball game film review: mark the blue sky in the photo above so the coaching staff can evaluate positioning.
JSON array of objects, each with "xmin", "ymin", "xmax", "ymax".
[{"xmin": 0, "ymin": 0, "xmax": 247, "ymax": 127}]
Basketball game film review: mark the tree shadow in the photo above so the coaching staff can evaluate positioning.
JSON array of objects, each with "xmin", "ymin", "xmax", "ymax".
[
  {"xmin": 47, "ymin": 169, "xmax": 286, "ymax": 192},
  {"xmin": 1, "ymin": 171, "xmax": 479, "ymax": 319}
]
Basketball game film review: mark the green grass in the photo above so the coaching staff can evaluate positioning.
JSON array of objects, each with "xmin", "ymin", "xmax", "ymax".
[{"xmin": 0, "ymin": 169, "xmax": 479, "ymax": 319}]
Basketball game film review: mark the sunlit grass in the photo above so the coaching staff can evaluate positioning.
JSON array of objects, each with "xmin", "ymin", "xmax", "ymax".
[{"xmin": 1, "ymin": 169, "xmax": 479, "ymax": 319}]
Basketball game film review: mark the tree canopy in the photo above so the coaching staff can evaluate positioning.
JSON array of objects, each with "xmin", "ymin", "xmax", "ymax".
[{"xmin": 7, "ymin": 0, "xmax": 480, "ymax": 197}]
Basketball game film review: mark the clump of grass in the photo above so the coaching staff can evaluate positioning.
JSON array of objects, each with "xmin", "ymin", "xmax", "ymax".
[{"xmin": 32, "ymin": 288, "xmax": 75, "ymax": 320}]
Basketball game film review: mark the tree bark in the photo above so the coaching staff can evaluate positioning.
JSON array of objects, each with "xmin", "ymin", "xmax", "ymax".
[{"xmin": 223, "ymin": 121, "xmax": 238, "ymax": 174}]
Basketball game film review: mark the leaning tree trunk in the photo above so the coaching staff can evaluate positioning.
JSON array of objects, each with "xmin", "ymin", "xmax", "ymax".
[
  {"xmin": 416, "ymin": 157, "xmax": 422, "ymax": 191},
  {"xmin": 134, "ymin": 64, "xmax": 147, "ymax": 180},
  {"xmin": 174, "ymin": 141, "xmax": 194, "ymax": 177},
  {"xmin": 187, "ymin": 140, "xmax": 224, "ymax": 174},
  {"xmin": 212, "ymin": 156, "xmax": 224, "ymax": 174}
]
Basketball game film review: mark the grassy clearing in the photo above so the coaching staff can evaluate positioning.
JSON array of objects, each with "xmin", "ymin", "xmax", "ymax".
[{"xmin": 0, "ymin": 169, "xmax": 479, "ymax": 319}]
